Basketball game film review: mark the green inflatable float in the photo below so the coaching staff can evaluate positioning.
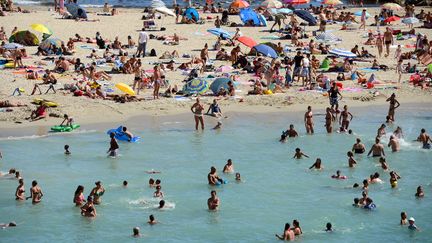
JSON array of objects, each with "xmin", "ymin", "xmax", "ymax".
[{"xmin": 51, "ymin": 124, "xmax": 80, "ymax": 132}]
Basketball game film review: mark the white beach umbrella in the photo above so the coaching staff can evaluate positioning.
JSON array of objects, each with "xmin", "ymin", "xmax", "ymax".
[
  {"xmin": 151, "ymin": 0, "xmax": 166, "ymax": 8},
  {"xmin": 155, "ymin": 6, "xmax": 175, "ymax": 16}
]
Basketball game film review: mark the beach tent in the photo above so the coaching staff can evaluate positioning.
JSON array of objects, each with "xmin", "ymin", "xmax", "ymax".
[
  {"xmin": 65, "ymin": 3, "xmax": 87, "ymax": 19},
  {"xmin": 239, "ymin": 8, "xmax": 261, "ymax": 26},
  {"xmin": 253, "ymin": 44, "xmax": 278, "ymax": 58},
  {"xmin": 210, "ymin": 78, "xmax": 234, "ymax": 94},
  {"xmin": 182, "ymin": 78, "xmax": 209, "ymax": 95},
  {"xmin": 39, "ymin": 38, "xmax": 63, "ymax": 50},
  {"xmin": 294, "ymin": 10, "xmax": 317, "ymax": 25},
  {"xmin": 207, "ymin": 28, "xmax": 232, "ymax": 39},
  {"xmin": 9, "ymin": 31, "xmax": 40, "ymax": 46},
  {"xmin": 230, "ymin": 0, "xmax": 250, "ymax": 9},
  {"xmin": 329, "ymin": 48, "xmax": 356, "ymax": 58},
  {"xmin": 184, "ymin": 7, "xmax": 199, "ymax": 20}
]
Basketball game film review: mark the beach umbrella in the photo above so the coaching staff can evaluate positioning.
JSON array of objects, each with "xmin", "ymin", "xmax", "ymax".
[
  {"xmin": 239, "ymin": 8, "xmax": 261, "ymax": 25},
  {"xmin": 329, "ymin": 48, "xmax": 356, "ymax": 58},
  {"xmin": 354, "ymin": 10, "xmax": 371, "ymax": 18},
  {"xmin": 402, "ymin": 17, "xmax": 419, "ymax": 25},
  {"xmin": 323, "ymin": 0, "xmax": 342, "ymax": 5},
  {"xmin": 253, "ymin": 44, "xmax": 278, "ymax": 58},
  {"xmin": 65, "ymin": 3, "xmax": 87, "ymax": 19},
  {"xmin": 381, "ymin": 3, "xmax": 402, "ymax": 11},
  {"xmin": 230, "ymin": 0, "xmax": 249, "ymax": 9},
  {"xmin": 9, "ymin": 31, "xmax": 40, "ymax": 46},
  {"xmin": 207, "ymin": 28, "xmax": 232, "ymax": 39},
  {"xmin": 183, "ymin": 78, "xmax": 209, "ymax": 95},
  {"xmin": 294, "ymin": 9, "xmax": 317, "ymax": 25},
  {"xmin": 237, "ymin": 36, "xmax": 257, "ymax": 48},
  {"xmin": 283, "ymin": 0, "xmax": 309, "ymax": 4},
  {"xmin": 269, "ymin": 8, "xmax": 293, "ymax": 15},
  {"xmin": 151, "ymin": 0, "xmax": 166, "ymax": 8},
  {"xmin": 39, "ymin": 38, "xmax": 63, "ymax": 50},
  {"xmin": 184, "ymin": 7, "xmax": 199, "ymax": 20},
  {"xmin": 315, "ymin": 32, "xmax": 340, "ymax": 43},
  {"xmin": 115, "ymin": 83, "xmax": 135, "ymax": 95},
  {"xmin": 210, "ymin": 77, "xmax": 233, "ymax": 94},
  {"xmin": 155, "ymin": 7, "xmax": 175, "ymax": 16},
  {"xmin": 261, "ymin": 0, "xmax": 283, "ymax": 9},
  {"xmin": 3, "ymin": 43, "xmax": 24, "ymax": 50},
  {"xmin": 384, "ymin": 16, "xmax": 400, "ymax": 23},
  {"xmin": 30, "ymin": 24, "xmax": 52, "ymax": 35}
]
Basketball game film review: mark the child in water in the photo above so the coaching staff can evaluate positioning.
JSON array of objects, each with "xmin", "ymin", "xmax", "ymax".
[
  {"xmin": 60, "ymin": 114, "xmax": 74, "ymax": 127},
  {"xmin": 293, "ymin": 148, "xmax": 309, "ymax": 159},
  {"xmin": 64, "ymin": 145, "xmax": 71, "ymax": 155},
  {"xmin": 235, "ymin": 172, "xmax": 241, "ymax": 181}
]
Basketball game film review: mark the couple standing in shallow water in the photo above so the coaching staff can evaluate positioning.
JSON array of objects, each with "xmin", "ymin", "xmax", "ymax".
[{"xmin": 191, "ymin": 98, "xmax": 225, "ymax": 130}]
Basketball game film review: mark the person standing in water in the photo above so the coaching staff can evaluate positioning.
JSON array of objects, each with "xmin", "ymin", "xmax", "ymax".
[
  {"xmin": 339, "ymin": 105, "xmax": 353, "ymax": 131},
  {"xmin": 107, "ymin": 132, "xmax": 119, "ymax": 157},
  {"xmin": 352, "ymin": 138, "xmax": 366, "ymax": 154},
  {"xmin": 386, "ymin": 93, "xmax": 400, "ymax": 122},
  {"xmin": 368, "ymin": 138, "xmax": 385, "ymax": 157},
  {"xmin": 325, "ymin": 107, "xmax": 334, "ymax": 133},
  {"xmin": 280, "ymin": 124, "xmax": 299, "ymax": 142},
  {"xmin": 304, "ymin": 106, "xmax": 314, "ymax": 134},
  {"xmin": 208, "ymin": 166, "xmax": 223, "ymax": 185},
  {"xmin": 275, "ymin": 223, "xmax": 295, "ymax": 241},
  {"xmin": 347, "ymin": 151, "xmax": 357, "ymax": 168},
  {"xmin": 90, "ymin": 181, "xmax": 105, "ymax": 205},
  {"xmin": 191, "ymin": 98, "xmax": 205, "ymax": 130},
  {"xmin": 223, "ymin": 159, "xmax": 234, "ymax": 173},
  {"xmin": 207, "ymin": 190, "xmax": 220, "ymax": 210},
  {"xmin": 15, "ymin": 178, "xmax": 25, "ymax": 201},
  {"xmin": 26, "ymin": 180, "xmax": 43, "ymax": 204},
  {"xmin": 417, "ymin": 128, "xmax": 432, "ymax": 149},
  {"xmin": 388, "ymin": 135, "xmax": 400, "ymax": 152},
  {"xmin": 73, "ymin": 185, "xmax": 86, "ymax": 206},
  {"xmin": 328, "ymin": 82, "xmax": 342, "ymax": 112}
]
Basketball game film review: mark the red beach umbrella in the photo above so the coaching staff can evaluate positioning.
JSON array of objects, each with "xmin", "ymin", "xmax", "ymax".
[
  {"xmin": 237, "ymin": 36, "xmax": 257, "ymax": 48},
  {"xmin": 283, "ymin": 0, "xmax": 309, "ymax": 4},
  {"xmin": 384, "ymin": 16, "xmax": 400, "ymax": 23}
]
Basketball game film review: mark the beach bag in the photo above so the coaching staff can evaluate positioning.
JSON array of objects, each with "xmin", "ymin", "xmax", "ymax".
[{"xmin": 150, "ymin": 49, "xmax": 157, "ymax": 57}]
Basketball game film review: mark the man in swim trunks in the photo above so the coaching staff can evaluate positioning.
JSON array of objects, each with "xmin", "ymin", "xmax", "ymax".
[
  {"xmin": 280, "ymin": 124, "xmax": 298, "ymax": 142},
  {"xmin": 107, "ymin": 132, "xmax": 119, "ymax": 157},
  {"xmin": 325, "ymin": 107, "xmax": 334, "ymax": 133},
  {"xmin": 383, "ymin": 27, "xmax": 393, "ymax": 57},
  {"xmin": 207, "ymin": 190, "xmax": 220, "ymax": 210},
  {"xmin": 417, "ymin": 128, "xmax": 432, "ymax": 149},
  {"xmin": 367, "ymin": 138, "xmax": 385, "ymax": 157},
  {"xmin": 122, "ymin": 126, "xmax": 134, "ymax": 142},
  {"xmin": 207, "ymin": 166, "xmax": 222, "ymax": 185},
  {"xmin": 339, "ymin": 105, "xmax": 353, "ymax": 131},
  {"xmin": 386, "ymin": 93, "xmax": 400, "ymax": 122},
  {"xmin": 388, "ymin": 135, "xmax": 400, "ymax": 152},
  {"xmin": 26, "ymin": 180, "xmax": 43, "ymax": 204},
  {"xmin": 90, "ymin": 181, "xmax": 105, "ymax": 205},
  {"xmin": 191, "ymin": 98, "xmax": 205, "ymax": 130},
  {"xmin": 328, "ymin": 82, "xmax": 342, "ymax": 112}
]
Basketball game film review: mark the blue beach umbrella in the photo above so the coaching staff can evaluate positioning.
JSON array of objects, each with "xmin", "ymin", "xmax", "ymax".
[
  {"xmin": 210, "ymin": 78, "xmax": 233, "ymax": 94},
  {"xmin": 183, "ymin": 78, "xmax": 209, "ymax": 95},
  {"xmin": 294, "ymin": 9, "xmax": 317, "ymax": 25},
  {"xmin": 207, "ymin": 28, "xmax": 232, "ymax": 39},
  {"xmin": 402, "ymin": 17, "xmax": 419, "ymax": 24},
  {"xmin": 329, "ymin": 48, "xmax": 357, "ymax": 58},
  {"xmin": 184, "ymin": 7, "xmax": 199, "ymax": 20},
  {"xmin": 354, "ymin": 10, "xmax": 371, "ymax": 18},
  {"xmin": 253, "ymin": 44, "xmax": 278, "ymax": 58},
  {"xmin": 239, "ymin": 8, "xmax": 261, "ymax": 25}
]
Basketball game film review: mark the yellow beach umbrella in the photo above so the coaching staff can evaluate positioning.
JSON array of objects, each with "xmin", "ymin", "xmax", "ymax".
[
  {"xmin": 30, "ymin": 24, "xmax": 53, "ymax": 35},
  {"xmin": 115, "ymin": 83, "xmax": 135, "ymax": 95},
  {"xmin": 324, "ymin": 0, "xmax": 342, "ymax": 5}
]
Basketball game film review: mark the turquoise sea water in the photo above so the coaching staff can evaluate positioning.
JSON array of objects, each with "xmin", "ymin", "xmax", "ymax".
[{"xmin": 0, "ymin": 104, "xmax": 431, "ymax": 242}]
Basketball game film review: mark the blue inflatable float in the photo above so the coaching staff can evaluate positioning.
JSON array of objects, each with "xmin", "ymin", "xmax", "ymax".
[{"xmin": 107, "ymin": 126, "xmax": 140, "ymax": 142}]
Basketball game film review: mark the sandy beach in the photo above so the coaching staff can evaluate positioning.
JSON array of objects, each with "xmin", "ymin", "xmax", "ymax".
[{"xmin": 0, "ymin": 4, "xmax": 431, "ymax": 131}]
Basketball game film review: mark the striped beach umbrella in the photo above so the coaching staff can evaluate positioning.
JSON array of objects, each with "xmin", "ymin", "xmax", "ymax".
[
  {"xmin": 261, "ymin": 0, "xmax": 283, "ymax": 9},
  {"xmin": 183, "ymin": 79, "xmax": 209, "ymax": 95},
  {"xmin": 329, "ymin": 48, "xmax": 357, "ymax": 58},
  {"xmin": 210, "ymin": 77, "xmax": 233, "ymax": 94}
]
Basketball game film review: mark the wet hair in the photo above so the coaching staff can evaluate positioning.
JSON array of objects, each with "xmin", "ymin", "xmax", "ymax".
[
  {"xmin": 284, "ymin": 223, "xmax": 291, "ymax": 230},
  {"xmin": 421, "ymin": 128, "xmax": 426, "ymax": 133},
  {"xmin": 110, "ymin": 132, "xmax": 115, "ymax": 138},
  {"xmin": 354, "ymin": 198, "xmax": 359, "ymax": 204},
  {"xmin": 401, "ymin": 212, "xmax": 406, "ymax": 218},
  {"xmin": 32, "ymin": 180, "xmax": 37, "ymax": 187},
  {"xmin": 353, "ymin": 183, "xmax": 359, "ymax": 188},
  {"xmin": 122, "ymin": 126, "xmax": 127, "ymax": 132},
  {"xmin": 295, "ymin": 148, "xmax": 300, "ymax": 152},
  {"xmin": 159, "ymin": 200, "xmax": 165, "ymax": 208},
  {"xmin": 19, "ymin": 178, "xmax": 24, "ymax": 184},
  {"xmin": 87, "ymin": 196, "xmax": 93, "ymax": 201},
  {"xmin": 347, "ymin": 151, "xmax": 353, "ymax": 157},
  {"xmin": 149, "ymin": 214, "xmax": 155, "ymax": 221},
  {"xmin": 293, "ymin": 220, "xmax": 300, "ymax": 227},
  {"xmin": 8, "ymin": 222, "xmax": 16, "ymax": 227},
  {"xmin": 374, "ymin": 172, "xmax": 380, "ymax": 178},
  {"xmin": 64, "ymin": 145, "xmax": 69, "ymax": 150},
  {"xmin": 149, "ymin": 178, "xmax": 155, "ymax": 185},
  {"xmin": 155, "ymin": 179, "xmax": 161, "ymax": 185},
  {"xmin": 123, "ymin": 181, "xmax": 128, "ymax": 186},
  {"xmin": 74, "ymin": 185, "xmax": 84, "ymax": 197},
  {"xmin": 326, "ymin": 222, "xmax": 332, "ymax": 230}
]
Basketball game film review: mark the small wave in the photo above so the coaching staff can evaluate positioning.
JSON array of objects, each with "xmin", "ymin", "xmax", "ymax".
[
  {"xmin": 14, "ymin": 0, "xmax": 41, "ymax": 5},
  {"xmin": 128, "ymin": 197, "xmax": 175, "ymax": 210},
  {"xmin": 81, "ymin": 4, "xmax": 105, "ymax": 8},
  {"xmin": 0, "ymin": 134, "xmax": 48, "ymax": 141},
  {"xmin": 0, "ymin": 129, "xmax": 96, "ymax": 141}
]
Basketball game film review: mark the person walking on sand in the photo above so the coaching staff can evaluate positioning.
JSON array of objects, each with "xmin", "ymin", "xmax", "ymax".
[
  {"xmin": 359, "ymin": 9, "xmax": 367, "ymax": 30},
  {"xmin": 207, "ymin": 190, "xmax": 220, "ymax": 210},
  {"xmin": 136, "ymin": 28, "xmax": 149, "ymax": 58},
  {"xmin": 191, "ymin": 97, "xmax": 205, "ymax": 130},
  {"xmin": 376, "ymin": 34, "xmax": 383, "ymax": 58},
  {"xmin": 383, "ymin": 27, "xmax": 393, "ymax": 57},
  {"xmin": 152, "ymin": 65, "xmax": 162, "ymax": 99}
]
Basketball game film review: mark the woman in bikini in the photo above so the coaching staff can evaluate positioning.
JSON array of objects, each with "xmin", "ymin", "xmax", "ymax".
[
  {"xmin": 386, "ymin": 93, "xmax": 400, "ymax": 122},
  {"xmin": 26, "ymin": 180, "xmax": 43, "ymax": 204},
  {"xmin": 15, "ymin": 178, "xmax": 25, "ymax": 200},
  {"xmin": 191, "ymin": 97, "xmax": 205, "ymax": 130},
  {"xmin": 304, "ymin": 106, "xmax": 314, "ymax": 134},
  {"xmin": 73, "ymin": 185, "xmax": 86, "ymax": 206},
  {"xmin": 325, "ymin": 107, "xmax": 334, "ymax": 133},
  {"xmin": 90, "ymin": 181, "xmax": 105, "ymax": 205}
]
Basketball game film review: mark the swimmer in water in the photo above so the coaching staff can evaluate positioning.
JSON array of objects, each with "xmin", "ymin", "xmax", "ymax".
[
  {"xmin": 15, "ymin": 178, "xmax": 25, "ymax": 200},
  {"xmin": 379, "ymin": 157, "xmax": 388, "ymax": 170},
  {"xmin": 0, "ymin": 222, "xmax": 17, "ymax": 229},
  {"xmin": 393, "ymin": 126, "xmax": 404, "ymax": 139},
  {"xmin": 223, "ymin": 159, "xmax": 234, "ymax": 173},
  {"xmin": 26, "ymin": 180, "xmax": 43, "ymax": 204},
  {"xmin": 292, "ymin": 220, "xmax": 303, "ymax": 235},
  {"xmin": 155, "ymin": 179, "xmax": 161, "ymax": 187},
  {"xmin": 389, "ymin": 171, "xmax": 401, "ymax": 188},
  {"xmin": 339, "ymin": 105, "xmax": 353, "ymax": 131},
  {"xmin": 208, "ymin": 166, "xmax": 223, "ymax": 185},
  {"xmin": 73, "ymin": 185, "xmax": 86, "ymax": 206},
  {"xmin": 370, "ymin": 172, "xmax": 382, "ymax": 183},
  {"xmin": 145, "ymin": 170, "xmax": 161, "ymax": 174},
  {"xmin": 352, "ymin": 138, "xmax": 366, "ymax": 154},
  {"xmin": 122, "ymin": 126, "xmax": 134, "ymax": 142},
  {"xmin": 107, "ymin": 132, "xmax": 119, "ymax": 157},
  {"xmin": 123, "ymin": 181, "xmax": 128, "ymax": 187},
  {"xmin": 325, "ymin": 222, "xmax": 333, "ymax": 232},
  {"xmin": 400, "ymin": 212, "xmax": 408, "ymax": 225},
  {"xmin": 415, "ymin": 186, "xmax": 424, "ymax": 198},
  {"xmin": 153, "ymin": 185, "xmax": 164, "ymax": 198},
  {"xmin": 148, "ymin": 214, "xmax": 157, "ymax": 225},
  {"xmin": 417, "ymin": 128, "xmax": 432, "ymax": 149},
  {"xmin": 347, "ymin": 151, "xmax": 357, "ymax": 168},
  {"xmin": 280, "ymin": 124, "xmax": 299, "ymax": 142},
  {"xmin": 408, "ymin": 217, "xmax": 419, "ymax": 231},
  {"xmin": 353, "ymin": 198, "xmax": 360, "ymax": 207},
  {"xmin": 293, "ymin": 148, "xmax": 309, "ymax": 159},
  {"xmin": 149, "ymin": 178, "xmax": 155, "ymax": 187},
  {"xmin": 358, "ymin": 191, "xmax": 369, "ymax": 205},
  {"xmin": 207, "ymin": 190, "xmax": 220, "ymax": 210},
  {"xmin": 331, "ymin": 170, "xmax": 346, "ymax": 179},
  {"xmin": 81, "ymin": 196, "xmax": 96, "ymax": 217},
  {"xmin": 275, "ymin": 223, "xmax": 295, "ymax": 241},
  {"xmin": 362, "ymin": 179, "xmax": 369, "ymax": 190},
  {"xmin": 64, "ymin": 145, "xmax": 71, "ymax": 155},
  {"xmin": 90, "ymin": 181, "xmax": 105, "ymax": 205},
  {"xmin": 158, "ymin": 200, "xmax": 165, "ymax": 209},
  {"xmin": 388, "ymin": 135, "xmax": 400, "ymax": 152},
  {"xmin": 309, "ymin": 158, "xmax": 323, "ymax": 170},
  {"xmin": 367, "ymin": 138, "xmax": 385, "ymax": 157},
  {"xmin": 304, "ymin": 106, "xmax": 314, "ymax": 134},
  {"xmin": 132, "ymin": 227, "xmax": 141, "ymax": 237},
  {"xmin": 363, "ymin": 198, "xmax": 376, "ymax": 210},
  {"xmin": 235, "ymin": 173, "xmax": 241, "ymax": 181},
  {"xmin": 376, "ymin": 124, "xmax": 386, "ymax": 138}
]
